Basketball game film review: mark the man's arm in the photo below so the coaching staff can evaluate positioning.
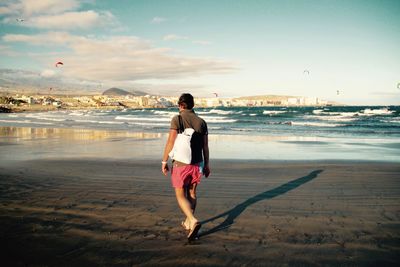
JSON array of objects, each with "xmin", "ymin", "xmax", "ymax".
[
  {"xmin": 162, "ymin": 129, "xmax": 177, "ymax": 175},
  {"xmin": 203, "ymin": 134, "xmax": 210, "ymax": 177}
]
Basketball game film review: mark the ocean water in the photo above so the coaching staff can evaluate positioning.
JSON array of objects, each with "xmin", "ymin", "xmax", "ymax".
[
  {"xmin": 0, "ymin": 106, "xmax": 399, "ymax": 137},
  {"xmin": 0, "ymin": 106, "xmax": 399, "ymax": 161}
]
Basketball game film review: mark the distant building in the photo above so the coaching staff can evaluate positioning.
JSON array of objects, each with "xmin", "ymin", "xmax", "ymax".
[
  {"xmin": 42, "ymin": 97, "xmax": 55, "ymax": 106},
  {"xmin": 304, "ymin": 97, "xmax": 318, "ymax": 105},
  {"xmin": 53, "ymin": 101, "xmax": 62, "ymax": 107},
  {"xmin": 158, "ymin": 97, "xmax": 174, "ymax": 107},
  {"xmin": 19, "ymin": 96, "xmax": 35, "ymax": 105},
  {"xmin": 74, "ymin": 96, "xmax": 96, "ymax": 105}
]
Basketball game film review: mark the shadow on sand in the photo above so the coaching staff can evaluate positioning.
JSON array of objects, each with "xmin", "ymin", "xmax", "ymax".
[{"xmin": 199, "ymin": 169, "xmax": 323, "ymax": 237}]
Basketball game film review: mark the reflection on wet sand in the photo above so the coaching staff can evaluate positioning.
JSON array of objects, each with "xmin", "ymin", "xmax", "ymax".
[
  {"xmin": 0, "ymin": 126, "xmax": 162, "ymax": 141},
  {"xmin": 0, "ymin": 126, "xmax": 164, "ymax": 162}
]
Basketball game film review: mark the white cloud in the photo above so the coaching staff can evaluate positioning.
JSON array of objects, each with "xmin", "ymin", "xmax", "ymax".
[
  {"xmin": 192, "ymin": 40, "xmax": 212, "ymax": 45},
  {"xmin": 20, "ymin": 0, "xmax": 78, "ymax": 15},
  {"xmin": 151, "ymin": 16, "xmax": 166, "ymax": 24},
  {"xmin": 0, "ymin": 0, "xmax": 78, "ymax": 16},
  {"xmin": 163, "ymin": 34, "xmax": 188, "ymax": 41},
  {"xmin": 28, "ymin": 10, "xmax": 105, "ymax": 29},
  {"xmin": 163, "ymin": 34, "xmax": 212, "ymax": 46},
  {"xmin": 0, "ymin": 0, "xmax": 115, "ymax": 30},
  {"xmin": 3, "ymin": 32, "xmax": 72, "ymax": 44},
  {"xmin": 0, "ymin": 45, "xmax": 20, "ymax": 56},
  {"xmin": 0, "ymin": 0, "xmax": 20, "ymax": 15},
  {"xmin": 0, "ymin": 6, "xmax": 16, "ymax": 15},
  {"xmin": 40, "ymin": 69, "xmax": 56, "ymax": 78},
  {"xmin": 3, "ymin": 32, "xmax": 236, "ymax": 82}
]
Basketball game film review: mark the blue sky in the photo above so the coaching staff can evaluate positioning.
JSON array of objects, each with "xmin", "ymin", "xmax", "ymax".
[{"xmin": 0, "ymin": 0, "xmax": 399, "ymax": 105}]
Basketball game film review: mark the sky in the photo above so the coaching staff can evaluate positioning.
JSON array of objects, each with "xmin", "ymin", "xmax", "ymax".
[{"xmin": 0, "ymin": 0, "xmax": 399, "ymax": 105}]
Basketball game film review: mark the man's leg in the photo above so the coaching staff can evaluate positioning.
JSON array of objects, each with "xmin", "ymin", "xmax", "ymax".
[
  {"xmin": 183, "ymin": 183, "xmax": 197, "ymax": 230},
  {"xmin": 175, "ymin": 188, "xmax": 198, "ymax": 230},
  {"xmin": 188, "ymin": 183, "xmax": 197, "ymax": 213}
]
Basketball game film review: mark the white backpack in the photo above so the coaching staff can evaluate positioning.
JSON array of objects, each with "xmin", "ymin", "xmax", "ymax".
[{"xmin": 169, "ymin": 115, "xmax": 194, "ymax": 164}]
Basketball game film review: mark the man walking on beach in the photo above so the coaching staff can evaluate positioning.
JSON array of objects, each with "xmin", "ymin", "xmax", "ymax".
[{"xmin": 162, "ymin": 93, "xmax": 210, "ymax": 240}]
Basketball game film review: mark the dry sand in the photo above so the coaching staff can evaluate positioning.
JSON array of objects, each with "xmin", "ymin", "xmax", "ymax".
[{"xmin": 1, "ymin": 158, "xmax": 399, "ymax": 266}]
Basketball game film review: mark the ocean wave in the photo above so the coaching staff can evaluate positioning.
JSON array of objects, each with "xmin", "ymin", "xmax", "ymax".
[
  {"xmin": 309, "ymin": 108, "xmax": 397, "ymax": 117},
  {"xmin": 0, "ymin": 119, "xmax": 32, "ymax": 124},
  {"xmin": 340, "ymin": 112, "xmax": 359, "ymax": 117},
  {"xmin": 306, "ymin": 115, "xmax": 358, "ymax": 122},
  {"xmin": 206, "ymin": 118, "xmax": 237, "ymax": 123},
  {"xmin": 231, "ymin": 128, "xmax": 252, "ymax": 132},
  {"xmin": 291, "ymin": 121, "xmax": 345, "ymax": 127},
  {"xmin": 97, "ymin": 121, "xmax": 126, "ymax": 125},
  {"xmin": 312, "ymin": 109, "xmax": 324, "ymax": 114},
  {"xmin": 115, "ymin": 115, "xmax": 170, "ymax": 122},
  {"xmin": 39, "ymin": 117, "xmax": 68, "ymax": 122},
  {"xmin": 264, "ymin": 121, "xmax": 294, "ymax": 125},
  {"xmin": 307, "ymin": 110, "xmax": 391, "ymax": 120},
  {"xmin": 200, "ymin": 115, "xmax": 237, "ymax": 123},
  {"xmin": 91, "ymin": 110, "xmax": 114, "ymax": 116},
  {"xmin": 197, "ymin": 110, "xmax": 213, "ymax": 115},
  {"xmin": 208, "ymin": 109, "xmax": 235, "ymax": 115},
  {"xmin": 74, "ymin": 119, "xmax": 104, "ymax": 124},
  {"xmin": 6, "ymin": 114, "xmax": 20, "ymax": 118},
  {"xmin": 69, "ymin": 112, "xmax": 85, "ymax": 116},
  {"xmin": 263, "ymin": 110, "xmax": 287, "ymax": 115},
  {"xmin": 24, "ymin": 114, "xmax": 69, "ymax": 122},
  {"xmin": 126, "ymin": 122, "xmax": 168, "ymax": 127},
  {"xmin": 152, "ymin": 110, "xmax": 176, "ymax": 116},
  {"xmin": 311, "ymin": 111, "xmax": 359, "ymax": 117},
  {"xmin": 360, "ymin": 108, "xmax": 394, "ymax": 115},
  {"xmin": 24, "ymin": 113, "xmax": 46, "ymax": 119},
  {"xmin": 385, "ymin": 119, "xmax": 400, "ymax": 124},
  {"xmin": 207, "ymin": 126, "xmax": 225, "ymax": 130}
]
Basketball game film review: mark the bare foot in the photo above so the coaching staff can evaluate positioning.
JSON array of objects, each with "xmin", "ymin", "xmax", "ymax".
[{"xmin": 181, "ymin": 218, "xmax": 190, "ymax": 231}]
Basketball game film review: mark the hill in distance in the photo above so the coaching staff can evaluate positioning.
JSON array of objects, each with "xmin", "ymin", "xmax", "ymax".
[{"xmin": 102, "ymin": 88, "xmax": 148, "ymax": 96}]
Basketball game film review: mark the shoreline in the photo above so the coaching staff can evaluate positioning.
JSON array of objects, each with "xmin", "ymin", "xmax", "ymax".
[
  {"xmin": 1, "ymin": 158, "xmax": 399, "ymax": 266},
  {"xmin": 1, "ymin": 125, "xmax": 400, "ymax": 163}
]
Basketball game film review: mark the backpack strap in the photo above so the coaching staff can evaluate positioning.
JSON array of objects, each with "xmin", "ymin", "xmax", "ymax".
[{"xmin": 178, "ymin": 115, "xmax": 184, "ymax": 134}]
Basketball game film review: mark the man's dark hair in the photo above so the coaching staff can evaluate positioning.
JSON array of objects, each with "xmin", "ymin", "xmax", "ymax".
[{"xmin": 178, "ymin": 93, "xmax": 194, "ymax": 109}]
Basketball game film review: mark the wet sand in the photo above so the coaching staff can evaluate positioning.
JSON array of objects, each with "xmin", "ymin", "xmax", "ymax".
[{"xmin": 1, "ymin": 158, "xmax": 399, "ymax": 266}]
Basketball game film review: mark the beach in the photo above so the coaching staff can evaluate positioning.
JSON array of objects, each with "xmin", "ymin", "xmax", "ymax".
[
  {"xmin": 1, "ymin": 126, "xmax": 399, "ymax": 266},
  {"xmin": 1, "ymin": 0, "xmax": 399, "ymax": 264}
]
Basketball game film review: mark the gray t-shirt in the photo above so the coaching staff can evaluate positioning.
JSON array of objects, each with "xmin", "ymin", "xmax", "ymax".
[{"xmin": 170, "ymin": 109, "xmax": 208, "ymax": 164}]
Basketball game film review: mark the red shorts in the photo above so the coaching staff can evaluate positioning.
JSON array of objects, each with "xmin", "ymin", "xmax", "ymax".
[{"xmin": 171, "ymin": 164, "xmax": 202, "ymax": 188}]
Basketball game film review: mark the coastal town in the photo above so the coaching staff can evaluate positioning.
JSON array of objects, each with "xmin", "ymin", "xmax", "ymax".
[{"xmin": 0, "ymin": 88, "xmax": 332, "ymax": 112}]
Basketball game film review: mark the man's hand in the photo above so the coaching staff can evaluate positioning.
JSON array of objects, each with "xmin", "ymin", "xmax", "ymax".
[
  {"xmin": 203, "ymin": 165, "xmax": 210, "ymax": 178},
  {"xmin": 162, "ymin": 162, "xmax": 169, "ymax": 176}
]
